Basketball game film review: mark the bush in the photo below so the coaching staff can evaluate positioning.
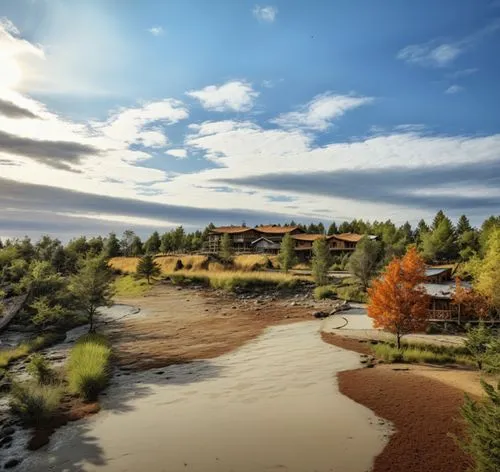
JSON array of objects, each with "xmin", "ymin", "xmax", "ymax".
[
  {"xmin": 174, "ymin": 259, "xmax": 184, "ymax": 271},
  {"xmin": 459, "ymin": 380, "xmax": 500, "ymax": 472},
  {"xmin": 0, "ymin": 332, "xmax": 64, "ymax": 371},
  {"xmin": 10, "ymin": 381, "xmax": 62, "ymax": 425},
  {"xmin": 372, "ymin": 343, "xmax": 404, "ymax": 362},
  {"xmin": 313, "ymin": 285, "xmax": 337, "ymax": 300},
  {"xmin": 336, "ymin": 285, "xmax": 367, "ymax": 303},
  {"xmin": 372, "ymin": 341, "xmax": 466, "ymax": 364},
  {"xmin": 67, "ymin": 334, "xmax": 111, "ymax": 401},
  {"xmin": 27, "ymin": 354, "xmax": 55, "ymax": 385}
]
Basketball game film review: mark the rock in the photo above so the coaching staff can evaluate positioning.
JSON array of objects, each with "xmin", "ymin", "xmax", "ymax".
[
  {"xmin": 155, "ymin": 371, "xmax": 164, "ymax": 375},
  {"xmin": 4, "ymin": 458, "xmax": 21, "ymax": 469},
  {"xmin": 1, "ymin": 427, "xmax": 15, "ymax": 436},
  {"xmin": 0, "ymin": 436, "xmax": 13, "ymax": 447},
  {"xmin": 0, "ymin": 380, "xmax": 11, "ymax": 394},
  {"xmin": 312, "ymin": 311, "xmax": 329, "ymax": 319},
  {"xmin": 290, "ymin": 301, "xmax": 297, "ymax": 306},
  {"xmin": 231, "ymin": 306, "xmax": 237, "ymax": 309}
]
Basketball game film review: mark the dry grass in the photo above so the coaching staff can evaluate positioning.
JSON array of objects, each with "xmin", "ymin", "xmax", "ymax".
[
  {"xmin": 109, "ymin": 255, "xmax": 209, "ymax": 274},
  {"xmin": 233, "ymin": 254, "xmax": 269, "ymax": 270},
  {"xmin": 167, "ymin": 269, "xmax": 310, "ymax": 292}
]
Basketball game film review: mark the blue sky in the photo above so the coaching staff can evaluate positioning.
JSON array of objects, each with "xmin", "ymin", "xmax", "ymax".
[{"xmin": 0, "ymin": 0, "xmax": 500, "ymax": 240}]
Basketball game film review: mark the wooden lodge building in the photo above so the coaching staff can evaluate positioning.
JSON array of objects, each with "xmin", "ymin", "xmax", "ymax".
[{"xmin": 206, "ymin": 224, "xmax": 372, "ymax": 259}]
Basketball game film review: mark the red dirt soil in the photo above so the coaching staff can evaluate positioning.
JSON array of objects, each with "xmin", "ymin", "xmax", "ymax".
[{"xmin": 322, "ymin": 333, "xmax": 471, "ymax": 472}]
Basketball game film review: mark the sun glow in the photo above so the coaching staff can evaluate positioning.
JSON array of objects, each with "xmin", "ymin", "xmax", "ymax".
[{"xmin": 0, "ymin": 57, "xmax": 22, "ymax": 89}]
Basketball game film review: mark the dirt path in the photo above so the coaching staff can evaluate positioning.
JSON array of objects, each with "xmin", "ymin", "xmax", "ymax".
[
  {"xmin": 321, "ymin": 332, "xmax": 475, "ymax": 472},
  {"xmin": 108, "ymin": 283, "xmax": 316, "ymax": 369}
]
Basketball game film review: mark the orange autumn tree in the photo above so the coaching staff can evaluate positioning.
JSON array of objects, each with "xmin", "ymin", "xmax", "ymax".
[
  {"xmin": 368, "ymin": 246, "xmax": 430, "ymax": 349},
  {"xmin": 453, "ymin": 278, "xmax": 490, "ymax": 320}
]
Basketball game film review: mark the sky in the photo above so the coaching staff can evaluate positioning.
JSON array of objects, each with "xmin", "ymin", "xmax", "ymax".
[{"xmin": 1, "ymin": 0, "xmax": 500, "ymax": 241}]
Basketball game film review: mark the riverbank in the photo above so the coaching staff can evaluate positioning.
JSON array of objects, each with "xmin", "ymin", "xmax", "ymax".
[
  {"xmin": 18, "ymin": 322, "xmax": 390, "ymax": 472},
  {"xmin": 322, "ymin": 332, "xmax": 473, "ymax": 472}
]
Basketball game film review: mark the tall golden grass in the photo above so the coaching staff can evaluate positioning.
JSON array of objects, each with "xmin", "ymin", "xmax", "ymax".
[{"xmin": 109, "ymin": 255, "xmax": 209, "ymax": 274}]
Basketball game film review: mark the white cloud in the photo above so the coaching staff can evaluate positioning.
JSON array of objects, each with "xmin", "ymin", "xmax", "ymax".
[
  {"xmin": 0, "ymin": 17, "xmax": 20, "ymax": 35},
  {"xmin": 271, "ymin": 93, "xmax": 373, "ymax": 131},
  {"xmin": 397, "ymin": 42, "xmax": 461, "ymax": 67},
  {"xmin": 252, "ymin": 5, "xmax": 278, "ymax": 23},
  {"xmin": 446, "ymin": 68, "xmax": 478, "ymax": 79},
  {"xmin": 148, "ymin": 26, "xmax": 164, "ymax": 36},
  {"xmin": 94, "ymin": 99, "xmax": 189, "ymax": 148},
  {"xmin": 186, "ymin": 80, "xmax": 259, "ymax": 112},
  {"xmin": 445, "ymin": 85, "xmax": 464, "ymax": 94},
  {"xmin": 166, "ymin": 148, "xmax": 187, "ymax": 159},
  {"xmin": 397, "ymin": 20, "xmax": 500, "ymax": 68}
]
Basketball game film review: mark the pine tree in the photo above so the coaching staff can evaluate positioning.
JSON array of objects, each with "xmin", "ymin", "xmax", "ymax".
[
  {"xmin": 317, "ymin": 222, "xmax": 325, "ymax": 234},
  {"xmin": 103, "ymin": 232, "xmax": 121, "ymax": 258},
  {"xmin": 459, "ymin": 380, "xmax": 500, "ymax": 472},
  {"xmin": 327, "ymin": 222, "xmax": 338, "ymax": 235},
  {"xmin": 219, "ymin": 233, "xmax": 234, "ymax": 264},
  {"xmin": 432, "ymin": 210, "xmax": 447, "ymax": 230},
  {"xmin": 311, "ymin": 237, "xmax": 331, "ymax": 285},
  {"xmin": 456, "ymin": 214, "xmax": 473, "ymax": 235},
  {"xmin": 130, "ymin": 236, "xmax": 143, "ymax": 256},
  {"xmin": 347, "ymin": 237, "xmax": 383, "ymax": 290},
  {"xmin": 136, "ymin": 254, "xmax": 161, "ymax": 284},
  {"xmin": 421, "ymin": 217, "xmax": 457, "ymax": 262},
  {"xmin": 278, "ymin": 233, "xmax": 297, "ymax": 273},
  {"xmin": 69, "ymin": 257, "xmax": 114, "ymax": 332},
  {"xmin": 144, "ymin": 231, "xmax": 161, "ymax": 254}
]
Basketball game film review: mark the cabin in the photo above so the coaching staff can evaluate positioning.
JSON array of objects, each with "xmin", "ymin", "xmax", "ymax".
[
  {"xmin": 292, "ymin": 232, "xmax": 374, "ymax": 261},
  {"xmin": 424, "ymin": 267, "xmax": 453, "ymax": 284},
  {"xmin": 251, "ymin": 237, "xmax": 281, "ymax": 254},
  {"xmin": 207, "ymin": 226, "xmax": 260, "ymax": 253},
  {"xmin": 208, "ymin": 225, "xmax": 304, "ymax": 254},
  {"xmin": 422, "ymin": 267, "xmax": 471, "ymax": 323}
]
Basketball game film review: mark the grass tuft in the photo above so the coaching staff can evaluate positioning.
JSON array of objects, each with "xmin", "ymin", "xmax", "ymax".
[
  {"xmin": 372, "ymin": 340, "xmax": 471, "ymax": 365},
  {"xmin": 113, "ymin": 274, "xmax": 151, "ymax": 297},
  {"xmin": 10, "ymin": 381, "xmax": 62, "ymax": 426},
  {"xmin": 67, "ymin": 334, "xmax": 111, "ymax": 401},
  {"xmin": 313, "ymin": 285, "xmax": 337, "ymax": 300}
]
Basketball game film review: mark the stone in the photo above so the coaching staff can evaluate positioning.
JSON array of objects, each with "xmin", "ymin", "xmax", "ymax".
[
  {"xmin": 4, "ymin": 458, "xmax": 21, "ymax": 469},
  {"xmin": 0, "ymin": 436, "xmax": 13, "ymax": 447},
  {"xmin": 290, "ymin": 301, "xmax": 297, "ymax": 306},
  {"xmin": 1, "ymin": 427, "xmax": 14, "ymax": 436},
  {"xmin": 312, "ymin": 311, "xmax": 329, "ymax": 319},
  {"xmin": 155, "ymin": 371, "xmax": 164, "ymax": 375},
  {"xmin": 231, "ymin": 306, "xmax": 237, "ymax": 309}
]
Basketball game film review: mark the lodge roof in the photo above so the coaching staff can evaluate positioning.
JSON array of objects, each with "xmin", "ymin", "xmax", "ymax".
[
  {"xmin": 331, "ymin": 233, "xmax": 366, "ymax": 243},
  {"xmin": 255, "ymin": 225, "xmax": 303, "ymax": 234},
  {"xmin": 291, "ymin": 233, "xmax": 326, "ymax": 241},
  {"xmin": 211, "ymin": 226, "xmax": 255, "ymax": 234}
]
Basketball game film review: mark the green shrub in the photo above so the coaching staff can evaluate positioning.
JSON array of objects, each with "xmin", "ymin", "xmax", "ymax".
[
  {"xmin": 10, "ymin": 381, "xmax": 62, "ymax": 425},
  {"xmin": 336, "ymin": 285, "xmax": 367, "ymax": 303},
  {"xmin": 372, "ymin": 340, "xmax": 470, "ymax": 365},
  {"xmin": 459, "ymin": 380, "xmax": 500, "ymax": 472},
  {"xmin": 372, "ymin": 343, "xmax": 404, "ymax": 362},
  {"xmin": 313, "ymin": 285, "xmax": 337, "ymax": 300},
  {"xmin": 67, "ymin": 334, "xmax": 111, "ymax": 401},
  {"xmin": 27, "ymin": 354, "xmax": 55, "ymax": 385},
  {"xmin": 0, "ymin": 333, "xmax": 64, "ymax": 370}
]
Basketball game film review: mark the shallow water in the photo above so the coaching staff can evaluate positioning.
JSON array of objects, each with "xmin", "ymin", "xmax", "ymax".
[{"xmin": 20, "ymin": 321, "xmax": 389, "ymax": 472}]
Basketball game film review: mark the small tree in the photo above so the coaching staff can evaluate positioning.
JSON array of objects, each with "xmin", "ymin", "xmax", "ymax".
[
  {"xmin": 368, "ymin": 247, "xmax": 429, "ymax": 349},
  {"xmin": 278, "ymin": 233, "xmax": 297, "ymax": 273},
  {"xmin": 311, "ymin": 237, "xmax": 331, "ymax": 286},
  {"xmin": 69, "ymin": 257, "xmax": 114, "ymax": 332},
  {"xmin": 219, "ymin": 233, "xmax": 234, "ymax": 264},
  {"xmin": 464, "ymin": 323, "xmax": 494, "ymax": 371},
  {"xmin": 459, "ymin": 380, "xmax": 500, "ymax": 472},
  {"xmin": 347, "ymin": 237, "xmax": 383, "ymax": 291},
  {"xmin": 136, "ymin": 254, "xmax": 161, "ymax": 284}
]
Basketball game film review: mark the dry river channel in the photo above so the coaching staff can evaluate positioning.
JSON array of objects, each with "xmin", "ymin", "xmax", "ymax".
[{"xmin": 17, "ymin": 317, "xmax": 391, "ymax": 472}]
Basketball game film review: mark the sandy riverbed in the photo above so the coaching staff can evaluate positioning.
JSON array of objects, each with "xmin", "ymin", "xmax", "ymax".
[{"xmin": 19, "ymin": 321, "xmax": 390, "ymax": 472}]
